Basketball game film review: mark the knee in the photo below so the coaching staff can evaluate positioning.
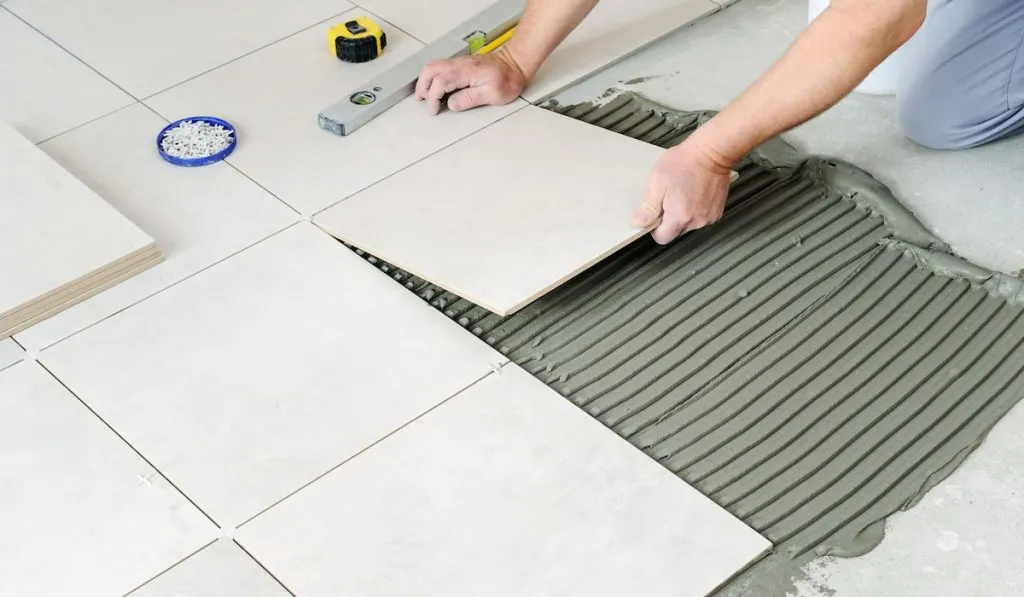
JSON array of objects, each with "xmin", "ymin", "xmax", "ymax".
[{"xmin": 896, "ymin": 80, "xmax": 974, "ymax": 150}]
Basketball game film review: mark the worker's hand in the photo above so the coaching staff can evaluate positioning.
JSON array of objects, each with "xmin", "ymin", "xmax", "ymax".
[
  {"xmin": 633, "ymin": 139, "xmax": 735, "ymax": 244},
  {"xmin": 415, "ymin": 46, "xmax": 528, "ymax": 115}
]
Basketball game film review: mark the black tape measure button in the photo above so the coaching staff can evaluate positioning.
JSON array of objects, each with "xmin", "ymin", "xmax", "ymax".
[{"xmin": 345, "ymin": 20, "xmax": 366, "ymax": 35}]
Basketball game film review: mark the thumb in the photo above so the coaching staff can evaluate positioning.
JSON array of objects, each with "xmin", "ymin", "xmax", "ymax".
[
  {"xmin": 633, "ymin": 182, "xmax": 665, "ymax": 229},
  {"xmin": 447, "ymin": 86, "xmax": 497, "ymax": 112}
]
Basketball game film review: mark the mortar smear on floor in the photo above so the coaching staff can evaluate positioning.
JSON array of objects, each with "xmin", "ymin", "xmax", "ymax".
[{"xmin": 339, "ymin": 92, "xmax": 1024, "ymax": 595}]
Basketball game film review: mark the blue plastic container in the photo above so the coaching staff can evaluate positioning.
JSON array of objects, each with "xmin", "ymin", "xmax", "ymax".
[{"xmin": 156, "ymin": 116, "xmax": 237, "ymax": 167}]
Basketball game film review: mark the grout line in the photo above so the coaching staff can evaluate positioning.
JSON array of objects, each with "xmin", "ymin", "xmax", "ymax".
[
  {"xmin": 34, "ymin": 101, "xmax": 140, "ymax": 146},
  {"xmin": 234, "ymin": 369, "xmax": 498, "ymax": 529},
  {"xmin": 309, "ymin": 100, "xmax": 531, "ymax": 218},
  {"xmin": 121, "ymin": 538, "xmax": 217, "ymax": 596},
  {"xmin": 348, "ymin": 1, "xmax": 432, "ymax": 45},
  {"xmin": 233, "ymin": 539, "xmax": 298, "ymax": 597},
  {"xmin": 35, "ymin": 360, "xmax": 221, "ymax": 527},
  {"xmin": 1, "ymin": 5, "xmax": 139, "ymax": 101},
  {"xmin": 138, "ymin": 103, "xmax": 303, "ymax": 218},
  {"xmin": 139, "ymin": 11, "xmax": 356, "ymax": 101},
  {"xmin": 30, "ymin": 221, "xmax": 303, "ymax": 354}
]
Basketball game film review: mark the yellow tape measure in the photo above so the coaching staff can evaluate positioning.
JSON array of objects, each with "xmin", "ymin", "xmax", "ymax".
[{"xmin": 329, "ymin": 17, "xmax": 387, "ymax": 63}]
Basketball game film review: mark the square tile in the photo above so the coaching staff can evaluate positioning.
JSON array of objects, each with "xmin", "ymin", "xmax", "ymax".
[
  {"xmin": 0, "ymin": 338, "xmax": 23, "ymax": 371},
  {"xmin": 0, "ymin": 10, "xmax": 133, "ymax": 142},
  {"xmin": 357, "ymin": 0, "xmax": 499, "ymax": 43},
  {"xmin": 237, "ymin": 364, "xmax": 770, "ymax": 597},
  {"xmin": 40, "ymin": 223, "xmax": 504, "ymax": 526},
  {"xmin": 314, "ymin": 106, "xmax": 662, "ymax": 315},
  {"xmin": 14, "ymin": 103, "xmax": 299, "ymax": 351},
  {"xmin": 522, "ymin": 0, "xmax": 718, "ymax": 102},
  {"xmin": 0, "ymin": 361, "xmax": 215, "ymax": 596},
  {"xmin": 0, "ymin": 118, "xmax": 157, "ymax": 338},
  {"xmin": 130, "ymin": 539, "xmax": 288, "ymax": 597},
  {"xmin": 146, "ymin": 9, "xmax": 526, "ymax": 216},
  {"xmin": 4, "ymin": 0, "xmax": 351, "ymax": 98}
]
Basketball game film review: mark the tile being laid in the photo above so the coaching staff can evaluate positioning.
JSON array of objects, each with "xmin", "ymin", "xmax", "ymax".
[
  {"xmin": 146, "ymin": 9, "xmax": 526, "ymax": 216},
  {"xmin": 0, "ymin": 338, "xmax": 23, "ymax": 371},
  {"xmin": 237, "ymin": 364, "xmax": 771, "ymax": 597},
  {"xmin": 40, "ymin": 223, "xmax": 504, "ymax": 526},
  {"xmin": 521, "ymin": 0, "xmax": 719, "ymax": 103},
  {"xmin": 14, "ymin": 103, "xmax": 299, "ymax": 351},
  {"xmin": 4, "ymin": 0, "xmax": 350, "ymax": 98},
  {"xmin": 0, "ymin": 361, "xmax": 215, "ymax": 597},
  {"xmin": 0, "ymin": 10, "xmax": 133, "ymax": 143},
  {"xmin": 314, "ymin": 105, "xmax": 662, "ymax": 316},
  {"xmin": 129, "ymin": 539, "xmax": 289, "ymax": 597}
]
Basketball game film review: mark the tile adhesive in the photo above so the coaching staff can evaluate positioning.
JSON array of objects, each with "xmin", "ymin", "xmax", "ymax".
[{"xmin": 341, "ymin": 92, "xmax": 1024, "ymax": 595}]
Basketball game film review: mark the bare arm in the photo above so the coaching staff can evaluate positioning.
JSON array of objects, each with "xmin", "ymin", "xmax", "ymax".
[
  {"xmin": 415, "ymin": 0, "xmax": 599, "ymax": 113},
  {"xmin": 688, "ymin": 0, "xmax": 927, "ymax": 168},
  {"xmin": 503, "ymin": 0, "xmax": 600, "ymax": 78},
  {"xmin": 635, "ymin": 0, "xmax": 928, "ymax": 243}
]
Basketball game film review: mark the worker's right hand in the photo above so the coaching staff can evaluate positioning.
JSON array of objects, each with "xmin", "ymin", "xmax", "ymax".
[{"xmin": 415, "ymin": 46, "xmax": 529, "ymax": 115}]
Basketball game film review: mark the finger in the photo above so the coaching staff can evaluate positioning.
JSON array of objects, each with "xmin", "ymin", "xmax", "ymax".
[
  {"xmin": 447, "ymin": 84, "xmax": 499, "ymax": 112},
  {"xmin": 426, "ymin": 73, "xmax": 467, "ymax": 115},
  {"xmin": 415, "ymin": 60, "xmax": 447, "ymax": 100},
  {"xmin": 652, "ymin": 214, "xmax": 688, "ymax": 245},
  {"xmin": 632, "ymin": 178, "xmax": 666, "ymax": 228}
]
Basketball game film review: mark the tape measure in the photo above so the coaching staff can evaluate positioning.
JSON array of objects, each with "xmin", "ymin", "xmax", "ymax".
[{"xmin": 329, "ymin": 17, "xmax": 387, "ymax": 63}]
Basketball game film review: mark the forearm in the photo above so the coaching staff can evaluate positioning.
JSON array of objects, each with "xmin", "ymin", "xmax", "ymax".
[
  {"xmin": 690, "ymin": 0, "xmax": 926, "ymax": 166},
  {"xmin": 504, "ymin": 0, "xmax": 600, "ymax": 78}
]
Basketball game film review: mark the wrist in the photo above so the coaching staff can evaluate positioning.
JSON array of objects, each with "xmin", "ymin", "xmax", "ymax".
[
  {"xmin": 682, "ymin": 123, "xmax": 742, "ymax": 174},
  {"xmin": 502, "ymin": 38, "xmax": 544, "ymax": 80}
]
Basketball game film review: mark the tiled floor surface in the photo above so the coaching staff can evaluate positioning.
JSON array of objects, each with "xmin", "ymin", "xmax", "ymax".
[{"xmin": 0, "ymin": 1, "xmax": 774, "ymax": 596}]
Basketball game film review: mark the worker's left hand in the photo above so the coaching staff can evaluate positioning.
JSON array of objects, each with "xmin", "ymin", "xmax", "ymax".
[{"xmin": 633, "ymin": 139, "xmax": 735, "ymax": 244}]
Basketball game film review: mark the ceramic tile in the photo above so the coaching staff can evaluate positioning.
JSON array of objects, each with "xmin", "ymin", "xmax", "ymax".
[
  {"xmin": 0, "ymin": 119, "xmax": 157, "ymax": 336},
  {"xmin": 522, "ymin": 0, "xmax": 718, "ymax": 103},
  {"xmin": 0, "ymin": 10, "xmax": 133, "ymax": 142},
  {"xmin": 357, "ymin": 0, "xmax": 499, "ymax": 43},
  {"xmin": 40, "ymin": 223, "xmax": 503, "ymax": 526},
  {"xmin": 146, "ymin": 9, "xmax": 526, "ymax": 216},
  {"xmin": 0, "ymin": 338, "xmax": 23, "ymax": 371},
  {"xmin": 3, "ymin": 0, "xmax": 351, "ymax": 98},
  {"xmin": 14, "ymin": 104, "xmax": 299, "ymax": 351},
  {"xmin": 130, "ymin": 539, "xmax": 289, "ymax": 597},
  {"xmin": 314, "ymin": 106, "xmax": 662, "ymax": 315},
  {"xmin": 0, "ymin": 360, "xmax": 215, "ymax": 596},
  {"xmin": 237, "ymin": 364, "xmax": 770, "ymax": 597}
]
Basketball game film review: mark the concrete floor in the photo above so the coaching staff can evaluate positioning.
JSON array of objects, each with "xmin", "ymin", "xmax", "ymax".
[{"xmin": 554, "ymin": 0, "xmax": 1024, "ymax": 595}]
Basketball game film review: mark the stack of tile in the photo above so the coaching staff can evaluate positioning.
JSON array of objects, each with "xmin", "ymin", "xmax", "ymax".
[{"xmin": 0, "ymin": 121, "xmax": 161, "ymax": 339}]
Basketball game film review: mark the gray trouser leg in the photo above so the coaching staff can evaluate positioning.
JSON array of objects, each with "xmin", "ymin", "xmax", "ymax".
[{"xmin": 896, "ymin": 0, "xmax": 1024, "ymax": 149}]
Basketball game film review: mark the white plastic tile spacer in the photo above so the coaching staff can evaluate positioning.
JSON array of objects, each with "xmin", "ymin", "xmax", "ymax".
[
  {"xmin": 22, "ymin": 350, "xmax": 37, "ymax": 362},
  {"xmin": 488, "ymin": 362, "xmax": 503, "ymax": 375},
  {"xmin": 220, "ymin": 526, "xmax": 236, "ymax": 539}
]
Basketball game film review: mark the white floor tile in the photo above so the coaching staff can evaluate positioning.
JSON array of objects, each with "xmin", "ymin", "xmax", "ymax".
[
  {"xmin": 315, "ymin": 106, "xmax": 662, "ymax": 315},
  {"xmin": 4, "ymin": 0, "xmax": 351, "ymax": 98},
  {"xmin": 146, "ymin": 9, "xmax": 526, "ymax": 216},
  {"xmin": 0, "ymin": 338, "xmax": 23, "ymax": 371},
  {"xmin": 14, "ymin": 104, "xmax": 299, "ymax": 351},
  {"xmin": 0, "ymin": 10, "xmax": 132, "ymax": 143},
  {"xmin": 522, "ymin": 0, "xmax": 718, "ymax": 102},
  {"xmin": 357, "ymin": 0, "xmax": 499, "ymax": 43},
  {"xmin": 40, "ymin": 223, "xmax": 504, "ymax": 526},
  {"xmin": 130, "ymin": 538, "xmax": 289, "ymax": 597},
  {"xmin": 237, "ymin": 364, "xmax": 770, "ymax": 597},
  {"xmin": 0, "ymin": 361, "xmax": 215, "ymax": 597}
]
